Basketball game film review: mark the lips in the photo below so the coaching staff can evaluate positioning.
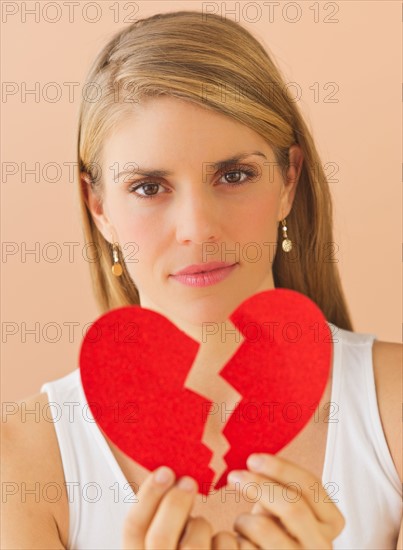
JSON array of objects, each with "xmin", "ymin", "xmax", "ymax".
[{"xmin": 172, "ymin": 262, "xmax": 237, "ymax": 276}]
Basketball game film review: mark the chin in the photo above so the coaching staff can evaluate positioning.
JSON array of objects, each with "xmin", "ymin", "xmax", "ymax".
[{"xmin": 184, "ymin": 301, "xmax": 236, "ymax": 328}]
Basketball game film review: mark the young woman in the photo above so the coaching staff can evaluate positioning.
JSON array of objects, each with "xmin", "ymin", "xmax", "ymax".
[{"xmin": 3, "ymin": 10, "xmax": 402, "ymax": 550}]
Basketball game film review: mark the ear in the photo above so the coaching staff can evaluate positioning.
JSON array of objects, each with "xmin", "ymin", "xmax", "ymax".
[
  {"xmin": 278, "ymin": 144, "xmax": 304, "ymax": 221},
  {"xmin": 80, "ymin": 172, "xmax": 113, "ymax": 243}
]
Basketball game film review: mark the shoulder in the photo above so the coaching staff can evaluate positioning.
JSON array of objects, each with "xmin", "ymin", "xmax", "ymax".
[
  {"xmin": 2, "ymin": 392, "xmax": 59, "ymax": 457},
  {"xmin": 371, "ymin": 339, "xmax": 402, "ymax": 483},
  {"xmin": 1, "ymin": 391, "xmax": 68, "ymax": 548}
]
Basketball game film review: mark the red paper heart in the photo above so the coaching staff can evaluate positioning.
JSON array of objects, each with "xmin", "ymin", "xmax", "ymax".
[{"xmin": 79, "ymin": 288, "xmax": 332, "ymax": 496}]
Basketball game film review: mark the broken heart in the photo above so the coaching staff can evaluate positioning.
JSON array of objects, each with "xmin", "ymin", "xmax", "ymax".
[{"xmin": 79, "ymin": 288, "xmax": 332, "ymax": 496}]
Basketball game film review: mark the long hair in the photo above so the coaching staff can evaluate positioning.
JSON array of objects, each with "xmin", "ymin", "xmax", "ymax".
[{"xmin": 77, "ymin": 10, "xmax": 353, "ymax": 331}]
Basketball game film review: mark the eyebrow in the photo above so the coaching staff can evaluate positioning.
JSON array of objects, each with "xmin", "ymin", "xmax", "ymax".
[{"xmin": 115, "ymin": 151, "xmax": 267, "ymax": 181}]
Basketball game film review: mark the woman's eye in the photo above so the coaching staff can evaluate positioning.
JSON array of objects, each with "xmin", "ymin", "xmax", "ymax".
[
  {"xmin": 128, "ymin": 167, "xmax": 257, "ymax": 200},
  {"xmin": 128, "ymin": 182, "xmax": 162, "ymax": 200},
  {"xmin": 219, "ymin": 168, "xmax": 256, "ymax": 185}
]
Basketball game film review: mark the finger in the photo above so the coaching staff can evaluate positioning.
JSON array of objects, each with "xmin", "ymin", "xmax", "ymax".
[
  {"xmin": 234, "ymin": 513, "xmax": 301, "ymax": 550},
  {"xmin": 146, "ymin": 475, "xmax": 198, "ymax": 549},
  {"xmin": 236, "ymin": 534, "xmax": 260, "ymax": 549},
  {"xmin": 212, "ymin": 530, "xmax": 239, "ymax": 549},
  {"xmin": 122, "ymin": 466, "xmax": 176, "ymax": 549},
  {"xmin": 246, "ymin": 454, "xmax": 345, "ymax": 535},
  {"xmin": 178, "ymin": 516, "xmax": 213, "ymax": 549},
  {"xmin": 252, "ymin": 509, "xmax": 285, "ymax": 532},
  {"xmin": 251, "ymin": 501, "xmax": 278, "ymax": 520},
  {"xmin": 230, "ymin": 470, "xmax": 333, "ymax": 547}
]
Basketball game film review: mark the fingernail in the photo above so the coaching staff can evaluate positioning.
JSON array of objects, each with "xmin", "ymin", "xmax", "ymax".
[
  {"xmin": 154, "ymin": 466, "xmax": 174, "ymax": 485},
  {"xmin": 247, "ymin": 454, "xmax": 264, "ymax": 471},
  {"xmin": 177, "ymin": 476, "xmax": 197, "ymax": 492},
  {"xmin": 228, "ymin": 470, "xmax": 244, "ymax": 484}
]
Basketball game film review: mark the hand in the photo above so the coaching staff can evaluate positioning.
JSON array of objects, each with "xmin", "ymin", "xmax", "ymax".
[
  {"xmin": 227, "ymin": 453, "xmax": 346, "ymax": 549},
  {"xmin": 122, "ymin": 465, "xmax": 241, "ymax": 549},
  {"xmin": 122, "ymin": 465, "xmax": 205, "ymax": 549}
]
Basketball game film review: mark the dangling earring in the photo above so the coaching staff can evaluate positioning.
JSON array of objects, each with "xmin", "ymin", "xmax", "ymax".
[
  {"xmin": 111, "ymin": 241, "xmax": 123, "ymax": 276},
  {"xmin": 281, "ymin": 218, "xmax": 292, "ymax": 252}
]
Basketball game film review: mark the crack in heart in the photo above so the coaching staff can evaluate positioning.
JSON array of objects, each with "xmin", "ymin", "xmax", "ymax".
[{"xmin": 183, "ymin": 319, "xmax": 245, "ymax": 489}]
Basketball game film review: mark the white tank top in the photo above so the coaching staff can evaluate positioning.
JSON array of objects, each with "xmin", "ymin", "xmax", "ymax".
[{"xmin": 40, "ymin": 323, "xmax": 402, "ymax": 549}]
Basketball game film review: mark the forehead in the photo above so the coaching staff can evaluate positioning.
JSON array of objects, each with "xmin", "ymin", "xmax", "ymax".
[{"xmin": 102, "ymin": 96, "xmax": 273, "ymax": 167}]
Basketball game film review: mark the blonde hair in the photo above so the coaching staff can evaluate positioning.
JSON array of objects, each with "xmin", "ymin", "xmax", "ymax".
[{"xmin": 77, "ymin": 10, "xmax": 353, "ymax": 331}]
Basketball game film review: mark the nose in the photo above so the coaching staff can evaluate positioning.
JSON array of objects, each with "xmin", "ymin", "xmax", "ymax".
[{"xmin": 174, "ymin": 187, "xmax": 220, "ymax": 246}]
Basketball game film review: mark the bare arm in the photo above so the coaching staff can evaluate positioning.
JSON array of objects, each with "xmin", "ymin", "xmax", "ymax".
[
  {"xmin": 372, "ymin": 340, "xmax": 403, "ymax": 550},
  {"xmin": 1, "ymin": 395, "xmax": 66, "ymax": 549}
]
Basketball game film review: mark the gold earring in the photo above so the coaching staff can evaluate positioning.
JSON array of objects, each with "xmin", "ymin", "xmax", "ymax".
[
  {"xmin": 111, "ymin": 241, "xmax": 123, "ymax": 276},
  {"xmin": 281, "ymin": 219, "xmax": 292, "ymax": 252}
]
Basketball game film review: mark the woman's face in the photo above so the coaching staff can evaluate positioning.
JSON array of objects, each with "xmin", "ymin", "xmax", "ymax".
[{"xmin": 87, "ymin": 95, "xmax": 302, "ymax": 339}]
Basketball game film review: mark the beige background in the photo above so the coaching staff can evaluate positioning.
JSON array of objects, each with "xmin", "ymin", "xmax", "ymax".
[{"xmin": 1, "ymin": 1, "xmax": 401, "ymax": 403}]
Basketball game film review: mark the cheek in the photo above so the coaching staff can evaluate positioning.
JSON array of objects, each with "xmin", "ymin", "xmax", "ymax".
[
  {"xmin": 120, "ymin": 222, "xmax": 156, "ymax": 267},
  {"xmin": 237, "ymin": 195, "xmax": 279, "ymax": 237},
  {"xmin": 107, "ymin": 194, "xmax": 151, "ymax": 244},
  {"xmin": 112, "ymin": 210, "xmax": 161, "ymax": 274}
]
